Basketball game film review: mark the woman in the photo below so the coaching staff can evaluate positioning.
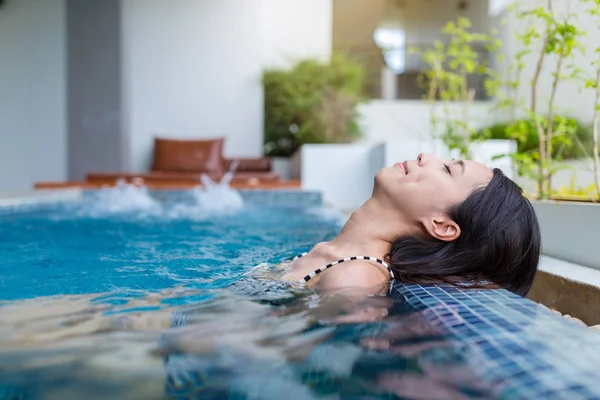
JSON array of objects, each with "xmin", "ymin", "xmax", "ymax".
[
  {"xmin": 1, "ymin": 154, "xmax": 540, "ymax": 343},
  {"xmin": 283, "ymin": 153, "xmax": 541, "ymax": 297}
]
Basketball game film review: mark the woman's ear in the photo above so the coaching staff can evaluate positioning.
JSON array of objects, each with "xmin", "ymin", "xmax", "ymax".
[{"xmin": 423, "ymin": 217, "xmax": 461, "ymax": 242}]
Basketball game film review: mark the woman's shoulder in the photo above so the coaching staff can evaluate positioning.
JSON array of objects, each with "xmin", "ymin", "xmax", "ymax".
[
  {"xmin": 284, "ymin": 243, "xmax": 390, "ymax": 290},
  {"xmin": 316, "ymin": 258, "xmax": 390, "ymax": 290}
]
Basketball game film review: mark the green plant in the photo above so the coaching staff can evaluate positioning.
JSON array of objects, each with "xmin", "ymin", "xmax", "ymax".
[
  {"xmin": 477, "ymin": 116, "xmax": 593, "ymax": 172},
  {"xmin": 506, "ymin": 1, "xmax": 584, "ymax": 199},
  {"xmin": 410, "ymin": 17, "xmax": 502, "ymax": 158},
  {"xmin": 552, "ymin": 174, "xmax": 599, "ymax": 201},
  {"xmin": 262, "ymin": 53, "xmax": 365, "ymax": 157},
  {"xmin": 582, "ymin": 0, "xmax": 600, "ymax": 198}
]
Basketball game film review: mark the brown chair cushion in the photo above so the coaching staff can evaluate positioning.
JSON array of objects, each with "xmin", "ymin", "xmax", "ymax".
[
  {"xmin": 223, "ymin": 157, "xmax": 271, "ymax": 172},
  {"xmin": 151, "ymin": 138, "xmax": 225, "ymax": 174}
]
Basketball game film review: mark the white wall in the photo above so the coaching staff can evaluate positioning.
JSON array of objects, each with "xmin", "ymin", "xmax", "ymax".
[
  {"xmin": 302, "ymin": 144, "xmax": 384, "ymax": 211},
  {"xmin": 121, "ymin": 0, "xmax": 264, "ymax": 173},
  {"xmin": 0, "ymin": 0, "xmax": 66, "ymax": 194},
  {"xmin": 260, "ymin": 0, "xmax": 332, "ymax": 69},
  {"xmin": 357, "ymin": 100, "xmax": 496, "ymax": 144},
  {"xmin": 121, "ymin": 0, "xmax": 333, "ymax": 173}
]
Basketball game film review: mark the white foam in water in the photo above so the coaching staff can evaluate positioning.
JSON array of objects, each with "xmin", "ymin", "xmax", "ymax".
[
  {"xmin": 81, "ymin": 179, "xmax": 162, "ymax": 217},
  {"xmin": 193, "ymin": 162, "xmax": 244, "ymax": 212},
  {"xmin": 81, "ymin": 161, "xmax": 244, "ymax": 219},
  {"xmin": 167, "ymin": 160, "xmax": 244, "ymax": 219}
]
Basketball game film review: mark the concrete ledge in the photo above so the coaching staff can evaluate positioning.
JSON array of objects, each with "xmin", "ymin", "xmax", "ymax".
[
  {"xmin": 531, "ymin": 201, "xmax": 600, "ymax": 270},
  {"xmin": 538, "ymin": 255, "xmax": 600, "ymax": 288},
  {"xmin": 528, "ymin": 255, "xmax": 600, "ymax": 325}
]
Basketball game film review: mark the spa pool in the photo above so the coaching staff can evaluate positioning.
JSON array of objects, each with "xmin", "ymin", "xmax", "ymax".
[{"xmin": 1, "ymin": 187, "xmax": 600, "ymax": 400}]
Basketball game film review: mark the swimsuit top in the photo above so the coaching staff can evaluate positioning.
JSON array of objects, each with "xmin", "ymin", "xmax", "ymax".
[{"xmin": 292, "ymin": 252, "xmax": 395, "ymax": 284}]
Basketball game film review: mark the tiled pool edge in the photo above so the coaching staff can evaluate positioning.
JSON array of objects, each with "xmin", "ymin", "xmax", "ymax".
[
  {"xmin": 111, "ymin": 188, "xmax": 323, "ymax": 208},
  {"xmin": 0, "ymin": 188, "xmax": 323, "ymax": 209},
  {"xmin": 0, "ymin": 189, "xmax": 82, "ymax": 209},
  {"xmin": 394, "ymin": 284, "xmax": 600, "ymax": 399}
]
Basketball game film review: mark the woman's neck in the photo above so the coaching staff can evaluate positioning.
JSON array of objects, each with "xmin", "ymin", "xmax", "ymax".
[{"xmin": 328, "ymin": 198, "xmax": 413, "ymax": 258}]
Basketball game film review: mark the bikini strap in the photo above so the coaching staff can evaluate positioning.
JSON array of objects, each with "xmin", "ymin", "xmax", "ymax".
[
  {"xmin": 293, "ymin": 252, "xmax": 395, "ymax": 283},
  {"xmin": 292, "ymin": 252, "xmax": 308, "ymax": 260}
]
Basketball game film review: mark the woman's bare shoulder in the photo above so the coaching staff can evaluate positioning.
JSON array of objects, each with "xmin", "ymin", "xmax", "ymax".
[
  {"xmin": 283, "ymin": 242, "xmax": 390, "ymax": 293},
  {"xmin": 317, "ymin": 259, "xmax": 390, "ymax": 291}
]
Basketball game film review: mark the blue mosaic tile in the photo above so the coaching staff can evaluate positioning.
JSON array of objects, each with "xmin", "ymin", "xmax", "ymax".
[
  {"xmin": 392, "ymin": 284, "xmax": 600, "ymax": 399},
  {"xmin": 238, "ymin": 189, "xmax": 322, "ymax": 207},
  {"xmin": 155, "ymin": 284, "xmax": 600, "ymax": 400},
  {"xmin": 80, "ymin": 189, "xmax": 323, "ymax": 208}
]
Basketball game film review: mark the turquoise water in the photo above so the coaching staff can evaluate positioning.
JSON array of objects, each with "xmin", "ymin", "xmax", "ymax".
[{"xmin": 0, "ymin": 202, "xmax": 339, "ymax": 301}]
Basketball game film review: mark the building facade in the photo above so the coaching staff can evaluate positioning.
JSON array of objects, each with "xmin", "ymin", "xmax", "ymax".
[{"xmin": 0, "ymin": 0, "xmax": 332, "ymax": 193}]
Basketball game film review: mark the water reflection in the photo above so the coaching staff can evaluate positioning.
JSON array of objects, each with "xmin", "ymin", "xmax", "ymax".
[{"xmin": 0, "ymin": 279, "xmax": 497, "ymax": 399}]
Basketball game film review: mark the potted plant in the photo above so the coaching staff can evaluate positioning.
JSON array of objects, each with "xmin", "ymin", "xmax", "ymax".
[
  {"xmin": 492, "ymin": 0, "xmax": 599, "ymax": 270},
  {"xmin": 408, "ymin": 17, "xmax": 518, "ymax": 177},
  {"xmin": 262, "ymin": 53, "xmax": 365, "ymax": 180}
]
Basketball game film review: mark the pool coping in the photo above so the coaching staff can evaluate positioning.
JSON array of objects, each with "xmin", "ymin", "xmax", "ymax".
[
  {"xmin": 538, "ymin": 256, "xmax": 600, "ymax": 288},
  {"xmin": 528, "ymin": 256, "xmax": 600, "ymax": 325},
  {"xmin": 0, "ymin": 189, "xmax": 82, "ymax": 208},
  {"xmin": 34, "ymin": 179, "xmax": 303, "ymax": 191},
  {"xmin": 0, "ymin": 187, "xmax": 324, "ymax": 210}
]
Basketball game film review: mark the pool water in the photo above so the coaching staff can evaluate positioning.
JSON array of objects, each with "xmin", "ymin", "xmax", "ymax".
[
  {"xmin": 1, "ymin": 189, "xmax": 600, "ymax": 399},
  {"xmin": 0, "ymin": 202, "xmax": 338, "ymax": 300}
]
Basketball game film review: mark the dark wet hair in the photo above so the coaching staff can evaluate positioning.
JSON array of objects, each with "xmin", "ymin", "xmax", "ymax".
[{"xmin": 385, "ymin": 168, "xmax": 541, "ymax": 296}]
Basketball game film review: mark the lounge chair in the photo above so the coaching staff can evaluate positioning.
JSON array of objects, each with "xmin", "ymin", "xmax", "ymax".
[{"xmin": 86, "ymin": 138, "xmax": 279, "ymax": 186}]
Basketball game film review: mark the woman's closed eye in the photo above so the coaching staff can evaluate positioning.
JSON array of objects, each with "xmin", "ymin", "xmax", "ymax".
[{"xmin": 444, "ymin": 164, "xmax": 452, "ymax": 175}]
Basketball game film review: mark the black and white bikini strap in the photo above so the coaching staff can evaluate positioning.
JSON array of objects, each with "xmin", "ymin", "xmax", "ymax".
[
  {"xmin": 293, "ymin": 253, "xmax": 395, "ymax": 283},
  {"xmin": 292, "ymin": 252, "xmax": 308, "ymax": 260}
]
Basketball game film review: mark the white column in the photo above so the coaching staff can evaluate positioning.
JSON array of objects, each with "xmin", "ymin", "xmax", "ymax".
[{"xmin": 380, "ymin": 66, "xmax": 397, "ymax": 100}]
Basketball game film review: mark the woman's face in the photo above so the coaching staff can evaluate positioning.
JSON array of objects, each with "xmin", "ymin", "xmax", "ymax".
[{"xmin": 374, "ymin": 153, "xmax": 493, "ymax": 236}]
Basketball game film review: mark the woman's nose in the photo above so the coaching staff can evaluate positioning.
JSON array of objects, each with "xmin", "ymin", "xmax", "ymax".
[{"xmin": 417, "ymin": 153, "xmax": 436, "ymax": 165}]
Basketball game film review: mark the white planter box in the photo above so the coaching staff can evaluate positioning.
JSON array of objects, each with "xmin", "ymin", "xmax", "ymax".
[
  {"xmin": 271, "ymin": 157, "xmax": 292, "ymax": 180},
  {"xmin": 532, "ymin": 200, "xmax": 600, "ymax": 270},
  {"xmin": 301, "ymin": 143, "xmax": 385, "ymax": 212},
  {"xmin": 447, "ymin": 139, "xmax": 517, "ymax": 180},
  {"xmin": 468, "ymin": 139, "xmax": 517, "ymax": 180}
]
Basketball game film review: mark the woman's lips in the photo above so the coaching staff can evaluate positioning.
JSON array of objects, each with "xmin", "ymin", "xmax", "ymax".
[{"xmin": 394, "ymin": 161, "xmax": 408, "ymax": 174}]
